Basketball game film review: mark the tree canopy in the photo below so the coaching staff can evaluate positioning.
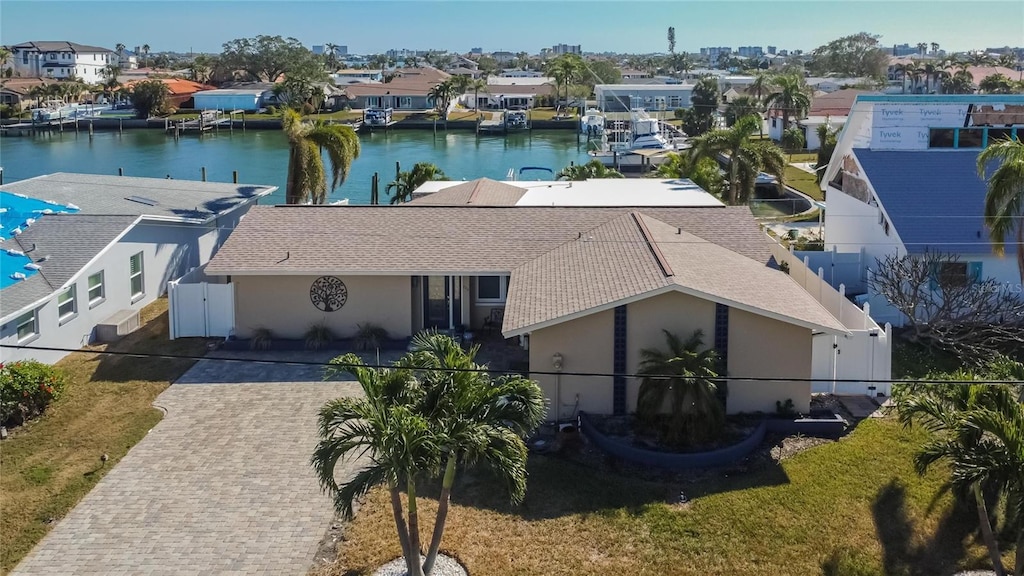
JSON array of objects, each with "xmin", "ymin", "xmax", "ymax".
[
  {"xmin": 220, "ymin": 35, "xmax": 322, "ymax": 83},
  {"xmin": 806, "ymin": 32, "xmax": 890, "ymax": 80},
  {"xmin": 128, "ymin": 80, "xmax": 171, "ymax": 119}
]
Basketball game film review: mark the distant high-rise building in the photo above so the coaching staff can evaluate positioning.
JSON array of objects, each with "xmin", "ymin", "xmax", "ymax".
[
  {"xmin": 767, "ymin": 46, "xmax": 777, "ymax": 55},
  {"xmin": 892, "ymin": 43, "xmax": 918, "ymax": 57},
  {"xmin": 337, "ymin": 45, "xmax": 348, "ymax": 55},
  {"xmin": 700, "ymin": 47, "xmax": 732, "ymax": 60},
  {"xmin": 737, "ymin": 46, "xmax": 763, "ymax": 58},
  {"xmin": 312, "ymin": 45, "xmax": 325, "ymax": 55},
  {"xmin": 470, "ymin": 47, "xmax": 483, "ymax": 55},
  {"xmin": 552, "ymin": 43, "xmax": 581, "ymax": 55}
]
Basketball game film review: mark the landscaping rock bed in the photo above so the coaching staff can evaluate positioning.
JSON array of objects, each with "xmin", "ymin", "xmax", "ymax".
[{"xmin": 372, "ymin": 554, "xmax": 468, "ymax": 576}]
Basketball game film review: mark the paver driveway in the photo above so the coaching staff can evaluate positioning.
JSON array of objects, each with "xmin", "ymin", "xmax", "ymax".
[{"xmin": 12, "ymin": 351, "xmax": 372, "ymax": 576}]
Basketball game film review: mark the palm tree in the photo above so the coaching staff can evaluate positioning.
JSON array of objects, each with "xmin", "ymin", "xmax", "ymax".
[
  {"xmin": 980, "ymin": 73, "xmax": 1014, "ymax": 94},
  {"xmin": 691, "ymin": 114, "xmax": 787, "ymax": 205},
  {"xmin": 919, "ymin": 62, "xmax": 940, "ymax": 93},
  {"xmin": 724, "ymin": 95, "xmax": 762, "ymax": 128},
  {"xmin": 998, "ymin": 53, "xmax": 1019, "ymax": 69},
  {"xmin": 930, "ymin": 42, "xmax": 940, "ymax": 55},
  {"xmin": 427, "ymin": 80, "xmax": 456, "ymax": 116},
  {"xmin": 636, "ymin": 329, "xmax": 723, "ymax": 447},
  {"xmin": 781, "ymin": 126, "xmax": 805, "ymax": 160},
  {"xmin": 313, "ymin": 354, "xmax": 440, "ymax": 576},
  {"xmin": 449, "ymin": 74, "xmax": 471, "ymax": 97},
  {"xmin": 544, "ymin": 54, "xmax": 584, "ymax": 108},
  {"xmin": 977, "ymin": 137, "xmax": 1024, "ymax": 284},
  {"xmin": 945, "ymin": 69, "xmax": 975, "ymax": 94},
  {"xmin": 469, "ymin": 78, "xmax": 487, "ymax": 110},
  {"xmin": 749, "ymin": 71, "xmax": 775, "ymax": 101},
  {"xmin": 898, "ymin": 384, "xmax": 1024, "ymax": 576},
  {"xmin": 282, "ymin": 109, "xmax": 361, "ymax": 204},
  {"xmin": 189, "ymin": 56, "xmax": 212, "ymax": 84},
  {"xmin": 406, "ymin": 332, "xmax": 545, "ymax": 574},
  {"xmin": 916, "ymin": 42, "xmax": 928, "ymax": 56},
  {"xmin": 555, "ymin": 159, "xmax": 623, "ymax": 181},
  {"xmin": 894, "ymin": 63, "xmax": 917, "ymax": 94},
  {"xmin": 969, "ymin": 52, "xmax": 996, "ymax": 66},
  {"xmin": 115, "ymin": 43, "xmax": 126, "ymax": 57},
  {"xmin": 655, "ymin": 153, "xmax": 727, "ymax": 198},
  {"xmin": 324, "ymin": 43, "xmax": 339, "ymax": 70},
  {"xmin": 764, "ymin": 74, "xmax": 810, "ymax": 135},
  {"xmin": 387, "ymin": 162, "xmax": 447, "ymax": 204}
]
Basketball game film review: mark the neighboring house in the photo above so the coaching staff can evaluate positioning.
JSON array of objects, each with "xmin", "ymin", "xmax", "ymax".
[
  {"xmin": 620, "ymin": 69, "xmax": 652, "ymax": 80},
  {"xmin": 192, "ymin": 88, "xmax": 272, "ymax": 112},
  {"xmin": 462, "ymin": 77, "xmax": 555, "ymax": 109},
  {"xmin": 341, "ymin": 67, "xmax": 450, "ymax": 110},
  {"xmin": 595, "ymin": 83, "xmax": 696, "ymax": 112},
  {"xmin": 768, "ymin": 89, "xmax": 879, "ymax": 149},
  {"xmin": 201, "ymin": 177, "xmax": 867, "ymax": 417},
  {"xmin": 805, "ymin": 77, "xmax": 873, "ymax": 93},
  {"xmin": 9, "ymin": 41, "xmax": 116, "ymax": 82},
  {"xmin": 0, "ymin": 173, "xmax": 276, "ymax": 364},
  {"xmin": 330, "ymin": 69, "xmax": 383, "ymax": 84},
  {"xmin": 0, "ymin": 77, "xmax": 59, "ymax": 112},
  {"xmin": 498, "ymin": 69, "xmax": 545, "ymax": 78},
  {"xmin": 122, "ymin": 78, "xmax": 215, "ymax": 108},
  {"xmin": 821, "ymin": 94, "xmax": 1024, "ymax": 325}
]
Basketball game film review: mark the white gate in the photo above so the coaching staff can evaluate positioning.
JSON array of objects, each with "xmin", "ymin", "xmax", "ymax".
[{"xmin": 168, "ymin": 279, "xmax": 235, "ymax": 339}]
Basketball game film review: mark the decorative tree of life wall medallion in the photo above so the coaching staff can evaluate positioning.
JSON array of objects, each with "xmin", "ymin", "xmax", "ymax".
[{"xmin": 310, "ymin": 276, "xmax": 348, "ymax": 312}]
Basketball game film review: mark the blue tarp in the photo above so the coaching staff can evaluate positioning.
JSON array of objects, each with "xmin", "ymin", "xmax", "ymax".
[{"xmin": 0, "ymin": 191, "xmax": 79, "ymax": 289}]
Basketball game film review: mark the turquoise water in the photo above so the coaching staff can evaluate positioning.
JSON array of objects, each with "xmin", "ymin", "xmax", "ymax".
[{"xmin": 0, "ymin": 128, "xmax": 590, "ymax": 204}]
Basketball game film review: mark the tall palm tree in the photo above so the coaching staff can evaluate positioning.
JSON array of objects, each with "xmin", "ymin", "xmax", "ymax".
[
  {"xmin": 764, "ymin": 74, "xmax": 810, "ymax": 135},
  {"xmin": 930, "ymin": 42, "xmax": 940, "ymax": 55},
  {"xmin": 449, "ymin": 74, "xmax": 471, "ymax": 97},
  {"xmin": 894, "ymin": 62, "xmax": 917, "ymax": 94},
  {"xmin": 469, "ymin": 77, "xmax": 487, "ymax": 110},
  {"xmin": 749, "ymin": 71, "xmax": 775, "ymax": 101},
  {"xmin": 636, "ymin": 329, "xmax": 723, "ymax": 447},
  {"xmin": 916, "ymin": 42, "xmax": 928, "ymax": 56},
  {"xmin": 781, "ymin": 125, "xmax": 806, "ymax": 159},
  {"xmin": 977, "ymin": 137, "xmax": 1024, "ymax": 284},
  {"xmin": 115, "ymin": 43, "xmax": 126, "ymax": 57},
  {"xmin": 898, "ymin": 384, "xmax": 1024, "ymax": 576},
  {"xmin": 544, "ymin": 54, "xmax": 584, "ymax": 108},
  {"xmin": 406, "ymin": 332, "xmax": 545, "ymax": 575},
  {"xmin": 282, "ymin": 109, "xmax": 361, "ymax": 204},
  {"xmin": 655, "ymin": 153, "xmax": 727, "ymax": 198},
  {"xmin": 724, "ymin": 95, "xmax": 763, "ymax": 128},
  {"xmin": 313, "ymin": 354, "xmax": 440, "ymax": 576},
  {"xmin": 998, "ymin": 53, "xmax": 1019, "ymax": 69},
  {"xmin": 691, "ymin": 114, "xmax": 787, "ymax": 205},
  {"xmin": 387, "ymin": 162, "xmax": 447, "ymax": 204},
  {"xmin": 919, "ymin": 62, "xmax": 940, "ymax": 94},
  {"xmin": 555, "ymin": 159, "xmax": 623, "ymax": 181},
  {"xmin": 945, "ymin": 69, "xmax": 975, "ymax": 94},
  {"xmin": 427, "ymin": 80, "xmax": 456, "ymax": 116}
]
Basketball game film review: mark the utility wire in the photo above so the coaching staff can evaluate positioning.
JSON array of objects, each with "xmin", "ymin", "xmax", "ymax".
[{"xmin": 3, "ymin": 343, "xmax": 1022, "ymax": 385}]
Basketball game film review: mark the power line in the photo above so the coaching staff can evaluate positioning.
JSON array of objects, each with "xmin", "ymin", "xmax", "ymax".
[{"xmin": 3, "ymin": 343, "xmax": 1022, "ymax": 385}]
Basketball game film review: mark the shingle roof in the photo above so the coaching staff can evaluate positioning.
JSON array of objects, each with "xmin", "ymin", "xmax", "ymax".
[
  {"xmin": 407, "ymin": 179, "xmax": 526, "ymax": 206},
  {"xmin": 1, "ymin": 173, "xmax": 275, "ymax": 221},
  {"xmin": 809, "ymin": 89, "xmax": 880, "ymax": 117},
  {"xmin": 12, "ymin": 41, "xmax": 112, "ymax": 54},
  {"xmin": 854, "ymin": 149, "xmax": 1011, "ymax": 254},
  {"xmin": 205, "ymin": 205, "xmax": 772, "ymax": 275},
  {"xmin": 0, "ymin": 215, "xmax": 138, "ymax": 318},
  {"xmin": 503, "ymin": 212, "xmax": 847, "ymax": 335}
]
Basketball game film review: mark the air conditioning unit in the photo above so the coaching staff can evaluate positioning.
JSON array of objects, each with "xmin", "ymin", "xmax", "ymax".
[{"xmin": 96, "ymin": 309, "xmax": 141, "ymax": 342}]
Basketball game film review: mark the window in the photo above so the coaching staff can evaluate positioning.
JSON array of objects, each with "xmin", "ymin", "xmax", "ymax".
[
  {"xmin": 129, "ymin": 252, "xmax": 145, "ymax": 299},
  {"xmin": 16, "ymin": 310, "xmax": 37, "ymax": 342},
  {"xmin": 57, "ymin": 285, "xmax": 77, "ymax": 321},
  {"xmin": 939, "ymin": 262, "xmax": 969, "ymax": 286},
  {"xmin": 988, "ymin": 128, "xmax": 1014, "ymax": 143},
  {"xmin": 400, "ymin": 96, "xmax": 412, "ymax": 108},
  {"xmin": 929, "ymin": 128, "xmax": 955, "ymax": 148},
  {"xmin": 476, "ymin": 276, "xmax": 509, "ymax": 302},
  {"xmin": 88, "ymin": 271, "xmax": 105, "ymax": 306},
  {"xmin": 957, "ymin": 128, "xmax": 984, "ymax": 148}
]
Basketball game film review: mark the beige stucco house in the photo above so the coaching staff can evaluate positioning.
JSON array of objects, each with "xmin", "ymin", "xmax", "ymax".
[{"xmin": 204, "ymin": 178, "xmax": 847, "ymax": 419}]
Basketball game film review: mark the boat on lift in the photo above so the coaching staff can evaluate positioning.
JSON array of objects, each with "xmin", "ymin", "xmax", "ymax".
[
  {"xmin": 588, "ymin": 108, "xmax": 689, "ymax": 169},
  {"xmin": 579, "ymin": 108, "xmax": 605, "ymax": 136}
]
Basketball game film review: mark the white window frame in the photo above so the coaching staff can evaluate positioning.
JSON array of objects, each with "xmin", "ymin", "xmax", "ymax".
[
  {"xmin": 15, "ymin": 310, "xmax": 38, "ymax": 343},
  {"xmin": 400, "ymin": 96, "xmax": 412, "ymax": 108},
  {"xmin": 476, "ymin": 276, "xmax": 510, "ymax": 304},
  {"xmin": 129, "ymin": 252, "xmax": 145, "ymax": 301},
  {"xmin": 88, "ymin": 271, "xmax": 105, "ymax": 307},
  {"xmin": 57, "ymin": 285, "xmax": 77, "ymax": 323}
]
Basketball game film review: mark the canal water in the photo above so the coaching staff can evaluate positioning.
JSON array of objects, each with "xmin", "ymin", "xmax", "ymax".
[{"xmin": 0, "ymin": 128, "xmax": 591, "ymax": 204}]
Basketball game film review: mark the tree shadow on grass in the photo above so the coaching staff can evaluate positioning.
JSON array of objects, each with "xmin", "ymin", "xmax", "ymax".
[
  {"xmin": 441, "ymin": 451, "xmax": 789, "ymax": 521},
  {"xmin": 823, "ymin": 479, "xmax": 976, "ymax": 575}
]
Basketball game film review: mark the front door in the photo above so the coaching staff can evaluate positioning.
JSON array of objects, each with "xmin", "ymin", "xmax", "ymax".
[{"xmin": 422, "ymin": 276, "xmax": 462, "ymax": 331}]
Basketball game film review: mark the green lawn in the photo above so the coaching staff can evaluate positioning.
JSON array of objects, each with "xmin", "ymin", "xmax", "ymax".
[
  {"xmin": 322, "ymin": 417, "xmax": 1010, "ymax": 576},
  {"xmin": 0, "ymin": 300, "xmax": 210, "ymax": 573},
  {"xmin": 784, "ymin": 164, "xmax": 824, "ymax": 201}
]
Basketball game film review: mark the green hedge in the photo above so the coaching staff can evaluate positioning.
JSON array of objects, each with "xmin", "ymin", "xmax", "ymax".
[{"xmin": 0, "ymin": 360, "xmax": 67, "ymax": 427}]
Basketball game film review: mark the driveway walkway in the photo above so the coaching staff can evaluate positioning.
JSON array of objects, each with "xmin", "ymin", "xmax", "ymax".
[{"xmin": 12, "ymin": 352, "xmax": 366, "ymax": 576}]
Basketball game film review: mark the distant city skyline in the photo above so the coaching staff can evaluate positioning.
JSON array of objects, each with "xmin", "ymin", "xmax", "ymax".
[{"xmin": 2, "ymin": 1, "xmax": 1022, "ymax": 56}]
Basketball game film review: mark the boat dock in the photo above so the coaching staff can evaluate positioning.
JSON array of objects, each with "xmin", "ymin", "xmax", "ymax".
[
  {"xmin": 477, "ymin": 110, "xmax": 531, "ymax": 135},
  {"xmin": 0, "ymin": 116, "xmax": 82, "ymax": 136},
  {"xmin": 167, "ymin": 110, "xmax": 238, "ymax": 135}
]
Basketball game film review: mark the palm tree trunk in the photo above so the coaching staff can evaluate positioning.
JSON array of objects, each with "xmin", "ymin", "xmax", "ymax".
[
  {"xmin": 975, "ymin": 484, "xmax": 1006, "ymax": 576},
  {"xmin": 423, "ymin": 454, "xmax": 457, "ymax": 574},
  {"xmin": 1016, "ymin": 224, "xmax": 1024, "ymax": 287},
  {"xmin": 285, "ymin": 144, "xmax": 300, "ymax": 204},
  {"xmin": 390, "ymin": 485, "xmax": 412, "ymax": 564},
  {"xmin": 729, "ymin": 151, "xmax": 740, "ymax": 205},
  {"xmin": 406, "ymin": 476, "xmax": 425, "ymax": 576}
]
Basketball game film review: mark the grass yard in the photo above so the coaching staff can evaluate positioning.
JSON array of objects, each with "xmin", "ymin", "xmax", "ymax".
[
  {"xmin": 322, "ymin": 417, "xmax": 1014, "ymax": 576},
  {"xmin": 784, "ymin": 164, "xmax": 825, "ymax": 201},
  {"xmin": 0, "ymin": 299, "xmax": 210, "ymax": 573}
]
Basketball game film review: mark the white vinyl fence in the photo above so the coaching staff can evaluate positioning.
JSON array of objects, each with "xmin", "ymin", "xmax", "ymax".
[
  {"xmin": 168, "ymin": 267, "xmax": 235, "ymax": 339},
  {"xmin": 770, "ymin": 238, "xmax": 893, "ymax": 397}
]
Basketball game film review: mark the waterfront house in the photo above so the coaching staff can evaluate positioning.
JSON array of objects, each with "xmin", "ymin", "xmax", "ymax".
[
  {"xmin": 122, "ymin": 78, "xmax": 215, "ymax": 109},
  {"xmin": 595, "ymin": 83, "xmax": 696, "ymax": 113},
  {"xmin": 8, "ymin": 41, "xmax": 116, "ymax": 83},
  {"xmin": 341, "ymin": 66, "xmax": 450, "ymax": 110},
  {"xmin": 820, "ymin": 94, "xmax": 1024, "ymax": 325},
  {"xmin": 330, "ymin": 69, "xmax": 383, "ymax": 84},
  {"xmin": 192, "ymin": 87, "xmax": 271, "ymax": 112},
  {"xmin": 200, "ymin": 177, "xmax": 884, "ymax": 417},
  {"xmin": 0, "ymin": 173, "xmax": 275, "ymax": 364},
  {"xmin": 0, "ymin": 77, "xmax": 59, "ymax": 112}
]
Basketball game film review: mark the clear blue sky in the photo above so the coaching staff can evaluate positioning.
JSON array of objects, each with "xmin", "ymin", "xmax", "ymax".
[{"xmin": 2, "ymin": 0, "xmax": 1021, "ymax": 55}]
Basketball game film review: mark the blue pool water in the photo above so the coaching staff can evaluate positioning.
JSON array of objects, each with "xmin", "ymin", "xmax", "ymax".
[{"xmin": 0, "ymin": 191, "xmax": 79, "ymax": 288}]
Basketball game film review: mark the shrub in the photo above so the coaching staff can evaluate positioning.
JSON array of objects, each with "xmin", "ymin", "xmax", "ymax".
[
  {"xmin": 305, "ymin": 322, "xmax": 334, "ymax": 351},
  {"xmin": 301, "ymin": 102, "xmax": 316, "ymax": 115},
  {"xmin": 250, "ymin": 327, "xmax": 274, "ymax": 351},
  {"xmin": 353, "ymin": 322, "xmax": 389, "ymax": 351},
  {"xmin": 265, "ymin": 105, "xmax": 278, "ymax": 115},
  {"xmin": 0, "ymin": 360, "xmax": 68, "ymax": 427}
]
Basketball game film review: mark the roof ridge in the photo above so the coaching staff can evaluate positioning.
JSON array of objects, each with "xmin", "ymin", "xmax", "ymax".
[
  {"xmin": 467, "ymin": 179, "xmax": 487, "ymax": 204},
  {"xmin": 630, "ymin": 212, "xmax": 674, "ymax": 278}
]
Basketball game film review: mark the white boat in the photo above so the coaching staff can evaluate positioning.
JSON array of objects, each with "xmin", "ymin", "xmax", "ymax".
[
  {"xmin": 364, "ymin": 107, "xmax": 393, "ymax": 127},
  {"xmin": 505, "ymin": 109, "xmax": 528, "ymax": 131},
  {"xmin": 579, "ymin": 108, "xmax": 605, "ymax": 136},
  {"xmin": 589, "ymin": 108, "xmax": 689, "ymax": 168},
  {"xmin": 30, "ymin": 100, "xmax": 109, "ymax": 122}
]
